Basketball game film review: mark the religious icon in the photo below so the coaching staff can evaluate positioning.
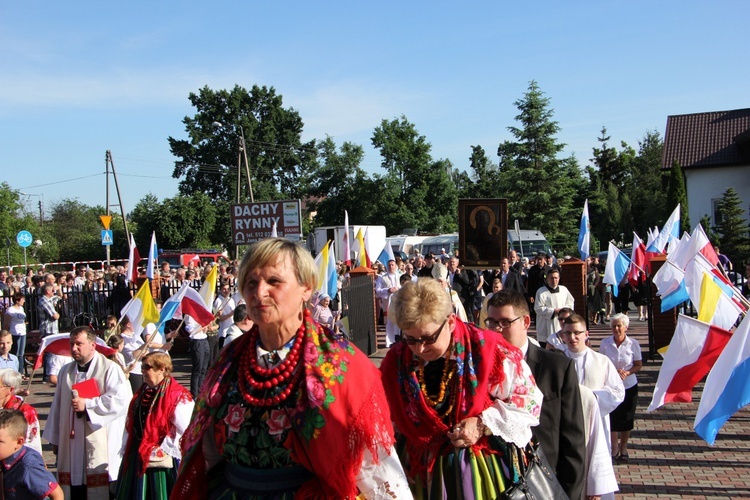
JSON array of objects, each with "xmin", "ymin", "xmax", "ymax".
[{"xmin": 458, "ymin": 199, "xmax": 508, "ymax": 268}]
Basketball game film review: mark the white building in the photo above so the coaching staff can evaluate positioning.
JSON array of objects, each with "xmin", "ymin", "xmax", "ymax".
[{"xmin": 662, "ymin": 108, "xmax": 750, "ymax": 229}]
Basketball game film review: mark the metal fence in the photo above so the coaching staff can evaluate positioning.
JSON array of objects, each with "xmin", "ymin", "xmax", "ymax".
[{"xmin": 2, "ymin": 280, "xmax": 206, "ymax": 332}]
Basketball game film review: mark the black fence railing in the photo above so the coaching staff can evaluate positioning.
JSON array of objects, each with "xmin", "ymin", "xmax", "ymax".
[{"xmin": 2, "ymin": 280, "xmax": 215, "ymax": 332}]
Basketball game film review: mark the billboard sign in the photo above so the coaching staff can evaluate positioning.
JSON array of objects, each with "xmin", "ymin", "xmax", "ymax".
[{"xmin": 231, "ymin": 200, "xmax": 302, "ymax": 244}]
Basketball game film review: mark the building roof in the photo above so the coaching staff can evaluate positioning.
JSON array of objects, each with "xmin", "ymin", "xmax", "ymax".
[{"xmin": 662, "ymin": 108, "xmax": 750, "ymax": 170}]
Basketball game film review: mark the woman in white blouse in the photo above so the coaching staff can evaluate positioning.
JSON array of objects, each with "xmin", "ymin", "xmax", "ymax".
[{"xmin": 599, "ymin": 313, "xmax": 642, "ymax": 462}]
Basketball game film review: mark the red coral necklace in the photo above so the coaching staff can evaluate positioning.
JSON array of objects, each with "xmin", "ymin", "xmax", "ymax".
[{"xmin": 238, "ymin": 324, "xmax": 305, "ymax": 407}]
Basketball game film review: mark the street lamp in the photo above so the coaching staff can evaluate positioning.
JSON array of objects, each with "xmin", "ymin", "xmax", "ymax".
[
  {"xmin": 19, "ymin": 192, "xmax": 44, "ymax": 225},
  {"xmin": 212, "ymin": 121, "xmax": 254, "ymax": 203}
]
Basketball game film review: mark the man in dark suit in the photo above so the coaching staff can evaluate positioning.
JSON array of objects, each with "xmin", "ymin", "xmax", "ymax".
[
  {"xmin": 486, "ymin": 289, "xmax": 586, "ymax": 500},
  {"xmin": 500, "ymin": 257, "xmax": 526, "ymax": 296},
  {"xmin": 447, "ymin": 256, "xmax": 478, "ymax": 323}
]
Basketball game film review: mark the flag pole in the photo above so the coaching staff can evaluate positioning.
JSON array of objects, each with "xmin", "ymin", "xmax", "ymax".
[{"xmin": 609, "ymin": 240, "xmax": 646, "ymax": 274}]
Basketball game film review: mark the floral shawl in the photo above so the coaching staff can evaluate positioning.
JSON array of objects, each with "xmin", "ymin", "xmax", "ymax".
[
  {"xmin": 380, "ymin": 317, "xmax": 524, "ymax": 477},
  {"xmin": 123, "ymin": 376, "xmax": 192, "ymax": 476},
  {"xmin": 170, "ymin": 310, "xmax": 395, "ymax": 499}
]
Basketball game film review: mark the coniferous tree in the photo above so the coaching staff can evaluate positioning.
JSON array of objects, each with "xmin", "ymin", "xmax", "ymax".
[
  {"xmin": 714, "ymin": 187, "xmax": 750, "ymax": 264},
  {"xmin": 496, "ymin": 81, "xmax": 583, "ymax": 248},
  {"xmin": 666, "ymin": 160, "xmax": 690, "ymax": 232},
  {"xmin": 629, "ymin": 130, "xmax": 666, "ymax": 235}
]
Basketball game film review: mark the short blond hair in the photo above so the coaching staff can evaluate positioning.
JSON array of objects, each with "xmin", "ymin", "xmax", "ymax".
[
  {"xmin": 142, "ymin": 352, "xmax": 172, "ymax": 374},
  {"xmin": 389, "ymin": 278, "xmax": 452, "ymax": 331},
  {"xmin": 238, "ymin": 238, "xmax": 317, "ymax": 297}
]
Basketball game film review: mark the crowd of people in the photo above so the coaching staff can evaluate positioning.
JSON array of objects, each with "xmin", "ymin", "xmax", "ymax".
[{"xmin": 2, "ymin": 237, "xmax": 745, "ymax": 499}]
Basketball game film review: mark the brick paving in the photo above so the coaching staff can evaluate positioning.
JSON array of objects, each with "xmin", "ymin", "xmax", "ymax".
[{"xmin": 26, "ymin": 310, "xmax": 750, "ymax": 498}]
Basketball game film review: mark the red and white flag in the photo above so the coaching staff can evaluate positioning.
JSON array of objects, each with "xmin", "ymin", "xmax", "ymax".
[
  {"xmin": 648, "ymin": 315, "xmax": 732, "ymax": 412},
  {"xmin": 127, "ymin": 233, "xmax": 141, "ymax": 283},
  {"xmin": 34, "ymin": 333, "xmax": 116, "ymax": 370}
]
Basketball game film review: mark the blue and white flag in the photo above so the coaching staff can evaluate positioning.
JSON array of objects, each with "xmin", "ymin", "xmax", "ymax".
[
  {"xmin": 577, "ymin": 199, "xmax": 590, "ymax": 261},
  {"xmin": 603, "ymin": 242, "xmax": 631, "ymax": 296},
  {"xmin": 377, "ymin": 242, "xmax": 397, "ymax": 268},
  {"xmin": 648, "ymin": 204, "xmax": 681, "ymax": 254},
  {"xmin": 695, "ymin": 313, "xmax": 750, "ymax": 444}
]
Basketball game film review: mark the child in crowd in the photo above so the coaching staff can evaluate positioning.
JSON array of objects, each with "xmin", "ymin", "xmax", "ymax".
[
  {"xmin": 0, "ymin": 409, "xmax": 63, "ymax": 499},
  {"xmin": 106, "ymin": 334, "xmax": 128, "ymax": 376}
]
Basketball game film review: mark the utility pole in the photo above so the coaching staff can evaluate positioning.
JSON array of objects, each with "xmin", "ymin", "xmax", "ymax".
[
  {"xmin": 105, "ymin": 153, "xmax": 111, "ymax": 266},
  {"xmin": 105, "ymin": 150, "xmax": 131, "ymax": 262}
]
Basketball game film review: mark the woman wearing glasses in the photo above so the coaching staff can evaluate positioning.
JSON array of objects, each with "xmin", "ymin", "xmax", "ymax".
[
  {"xmin": 380, "ymin": 278, "xmax": 542, "ymax": 497},
  {"xmin": 115, "ymin": 352, "xmax": 194, "ymax": 500}
]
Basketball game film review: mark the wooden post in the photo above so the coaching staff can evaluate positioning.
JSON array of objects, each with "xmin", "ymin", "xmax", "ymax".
[
  {"xmin": 560, "ymin": 258, "xmax": 586, "ymax": 319},
  {"xmin": 649, "ymin": 255, "xmax": 678, "ymax": 357}
]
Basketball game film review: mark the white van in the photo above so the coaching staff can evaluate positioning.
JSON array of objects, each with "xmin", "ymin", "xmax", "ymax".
[
  {"xmin": 418, "ymin": 233, "xmax": 459, "ymax": 258},
  {"xmin": 386, "ymin": 235, "xmax": 427, "ymax": 258},
  {"xmin": 507, "ymin": 229, "xmax": 553, "ymax": 258}
]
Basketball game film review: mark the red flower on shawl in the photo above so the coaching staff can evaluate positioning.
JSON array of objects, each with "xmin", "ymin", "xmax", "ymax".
[
  {"xmin": 266, "ymin": 409, "xmax": 291, "ymax": 440},
  {"xmin": 224, "ymin": 403, "xmax": 246, "ymax": 433},
  {"xmin": 306, "ymin": 376, "xmax": 326, "ymax": 407},
  {"xmin": 213, "ymin": 420, "xmax": 227, "ymax": 454}
]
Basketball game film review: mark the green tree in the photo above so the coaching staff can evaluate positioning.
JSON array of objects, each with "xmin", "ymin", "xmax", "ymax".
[
  {"xmin": 371, "ymin": 116, "xmax": 457, "ymax": 234},
  {"xmin": 629, "ymin": 130, "xmax": 666, "ymax": 235},
  {"xmin": 666, "ymin": 160, "xmax": 690, "ymax": 232},
  {"xmin": 130, "ymin": 192, "xmax": 218, "ymax": 250},
  {"xmin": 48, "ymin": 198, "xmax": 109, "ymax": 262},
  {"xmin": 306, "ymin": 137, "xmax": 371, "ymax": 227},
  {"xmin": 587, "ymin": 128, "xmax": 635, "ymax": 243},
  {"xmin": 714, "ymin": 187, "xmax": 750, "ymax": 263},
  {"xmin": 0, "ymin": 183, "xmax": 54, "ymax": 267},
  {"xmin": 496, "ymin": 81, "xmax": 583, "ymax": 247},
  {"xmin": 169, "ymin": 85, "xmax": 317, "ymax": 249},
  {"xmin": 698, "ymin": 214, "xmax": 720, "ymax": 243},
  {"xmin": 130, "ymin": 193, "xmax": 161, "ymax": 249},
  {"xmin": 467, "ymin": 145, "xmax": 500, "ymax": 198}
]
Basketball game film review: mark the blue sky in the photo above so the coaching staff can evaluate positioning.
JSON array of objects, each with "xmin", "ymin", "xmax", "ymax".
[{"xmin": 2, "ymin": 1, "xmax": 748, "ymax": 221}]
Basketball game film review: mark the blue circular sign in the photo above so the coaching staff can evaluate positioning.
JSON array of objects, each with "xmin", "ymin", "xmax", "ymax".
[{"xmin": 16, "ymin": 230, "xmax": 33, "ymax": 248}]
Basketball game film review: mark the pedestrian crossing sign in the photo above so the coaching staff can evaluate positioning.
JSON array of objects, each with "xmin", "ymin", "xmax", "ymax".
[{"xmin": 101, "ymin": 230, "xmax": 113, "ymax": 246}]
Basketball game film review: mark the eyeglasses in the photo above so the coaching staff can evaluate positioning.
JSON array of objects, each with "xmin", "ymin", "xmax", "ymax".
[
  {"xmin": 484, "ymin": 316, "xmax": 522, "ymax": 330},
  {"xmin": 562, "ymin": 330, "xmax": 587, "ymax": 337},
  {"xmin": 141, "ymin": 363, "xmax": 153, "ymax": 371},
  {"xmin": 402, "ymin": 318, "xmax": 448, "ymax": 346}
]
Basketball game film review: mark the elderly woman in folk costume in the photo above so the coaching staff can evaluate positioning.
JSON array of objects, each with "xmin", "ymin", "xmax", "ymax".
[
  {"xmin": 171, "ymin": 238, "xmax": 411, "ymax": 499},
  {"xmin": 115, "ymin": 352, "xmax": 194, "ymax": 499},
  {"xmin": 0, "ymin": 368, "xmax": 42, "ymax": 455},
  {"xmin": 380, "ymin": 278, "xmax": 543, "ymax": 498}
]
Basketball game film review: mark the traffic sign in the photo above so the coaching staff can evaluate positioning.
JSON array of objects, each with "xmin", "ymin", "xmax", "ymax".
[
  {"xmin": 101, "ymin": 230, "xmax": 113, "ymax": 246},
  {"xmin": 16, "ymin": 230, "xmax": 33, "ymax": 248},
  {"xmin": 99, "ymin": 215, "xmax": 112, "ymax": 230}
]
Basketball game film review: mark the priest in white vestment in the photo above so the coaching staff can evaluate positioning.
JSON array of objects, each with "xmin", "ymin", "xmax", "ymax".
[
  {"xmin": 580, "ymin": 384, "xmax": 619, "ymax": 499},
  {"xmin": 375, "ymin": 260, "xmax": 402, "ymax": 346},
  {"xmin": 560, "ymin": 314, "xmax": 624, "ymax": 455},
  {"xmin": 534, "ymin": 268, "xmax": 574, "ymax": 345},
  {"xmin": 44, "ymin": 327, "xmax": 132, "ymax": 500}
]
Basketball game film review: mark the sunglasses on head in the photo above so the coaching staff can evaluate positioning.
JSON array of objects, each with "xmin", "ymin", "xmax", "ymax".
[{"xmin": 401, "ymin": 318, "xmax": 448, "ymax": 346}]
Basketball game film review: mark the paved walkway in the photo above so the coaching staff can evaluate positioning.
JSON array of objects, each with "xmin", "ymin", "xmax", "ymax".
[{"xmin": 25, "ymin": 311, "xmax": 750, "ymax": 498}]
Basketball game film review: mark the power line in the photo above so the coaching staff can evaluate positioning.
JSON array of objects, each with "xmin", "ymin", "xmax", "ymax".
[{"xmin": 19, "ymin": 173, "xmax": 105, "ymax": 190}]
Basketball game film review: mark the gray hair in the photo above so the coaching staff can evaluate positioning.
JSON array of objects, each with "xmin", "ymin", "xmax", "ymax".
[
  {"xmin": 0, "ymin": 368, "xmax": 22, "ymax": 391},
  {"xmin": 610, "ymin": 312, "xmax": 630, "ymax": 329}
]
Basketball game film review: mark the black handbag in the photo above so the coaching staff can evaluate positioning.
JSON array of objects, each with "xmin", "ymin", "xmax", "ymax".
[{"xmin": 503, "ymin": 443, "xmax": 569, "ymax": 500}]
